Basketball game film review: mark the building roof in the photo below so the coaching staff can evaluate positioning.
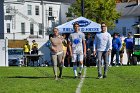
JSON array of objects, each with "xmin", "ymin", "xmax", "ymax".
[
  {"xmin": 117, "ymin": 2, "xmax": 140, "ymax": 17},
  {"xmin": 37, "ymin": 0, "xmax": 76, "ymax": 4},
  {"xmin": 5, "ymin": 0, "xmax": 76, "ymax": 4}
]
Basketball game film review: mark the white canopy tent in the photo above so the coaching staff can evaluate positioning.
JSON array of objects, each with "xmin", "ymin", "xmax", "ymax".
[{"xmin": 56, "ymin": 17, "xmax": 101, "ymax": 33}]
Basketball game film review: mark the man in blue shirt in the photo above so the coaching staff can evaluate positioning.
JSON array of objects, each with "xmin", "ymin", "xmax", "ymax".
[
  {"xmin": 124, "ymin": 32, "xmax": 133, "ymax": 65},
  {"xmin": 110, "ymin": 33, "xmax": 122, "ymax": 66}
]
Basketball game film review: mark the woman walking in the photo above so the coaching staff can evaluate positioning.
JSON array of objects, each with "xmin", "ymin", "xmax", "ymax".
[{"xmin": 50, "ymin": 28, "xmax": 64, "ymax": 80}]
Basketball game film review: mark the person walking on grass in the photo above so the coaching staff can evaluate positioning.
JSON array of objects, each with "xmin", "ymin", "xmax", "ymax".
[
  {"xmin": 93, "ymin": 22, "xmax": 112, "ymax": 79},
  {"xmin": 50, "ymin": 28, "xmax": 64, "ymax": 80},
  {"xmin": 68, "ymin": 22, "xmax": 86, "ymax": 78}
]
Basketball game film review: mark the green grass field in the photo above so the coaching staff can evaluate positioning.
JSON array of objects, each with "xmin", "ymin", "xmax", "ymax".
[{"xmin": 0, "ymin": 66, "xmax": 140, "ymax": 93}]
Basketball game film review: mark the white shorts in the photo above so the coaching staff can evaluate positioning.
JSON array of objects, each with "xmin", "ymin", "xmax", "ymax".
[{"xmin": 71, "ymin": 53, "xmax": 84, "ymax": 62}]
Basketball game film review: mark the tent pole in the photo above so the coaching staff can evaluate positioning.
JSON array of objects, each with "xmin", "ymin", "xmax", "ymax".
[{"xmin": 81, "ymin": 0, "xmax": 84, "ymax": 17}]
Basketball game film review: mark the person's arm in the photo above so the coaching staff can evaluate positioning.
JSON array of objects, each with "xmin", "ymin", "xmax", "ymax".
[
  {"xmin": 68, "ymin": 41, "xmax": 72, "ymax": 57},
  {"xmin": 93, "ymin": 35, "xmax": 97, "ymax": 56},
  {"xmin": 118, "ymin": 38, "xmax": 122, "ymax": 50},
  {"xmin": 68, "ymin": 35, "xmax": 72, "ymax": 57},
  {"xmin": 83, "ymin": 40, "xmax": 86, "ymax": 57},
  {"xmin": 36, "ymin": 43, "xmax": 38, "ymax": 49},
  {"xmin": 82, "ymin": 33, "xmax": 86, "ymax": 57},
  {"xmin": 108, "ymin": 34, "xmax": 112, "ymax": 54},
  {"xmin": 49, "ymin": 38, "xmax": 57, "ymax": 53}
]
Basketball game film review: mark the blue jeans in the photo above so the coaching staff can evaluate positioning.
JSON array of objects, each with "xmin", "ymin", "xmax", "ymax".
[
  {"xmin": 111, "ymin": 49, "xmax": 120, "ymax": 65},
  {"xmin": 96, "ymin": 51, "xmax": 109, "ymax": 76}
]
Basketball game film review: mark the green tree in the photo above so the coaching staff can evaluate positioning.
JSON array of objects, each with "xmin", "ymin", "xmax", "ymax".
[{"xmin": 66, "ymin": 0, "xmax": 120, "ymax": 27}]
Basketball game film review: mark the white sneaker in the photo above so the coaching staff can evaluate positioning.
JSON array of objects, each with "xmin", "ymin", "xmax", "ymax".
[{"xmin": 97, "ymin": 76, "xmax": 103, "ymax": 79}]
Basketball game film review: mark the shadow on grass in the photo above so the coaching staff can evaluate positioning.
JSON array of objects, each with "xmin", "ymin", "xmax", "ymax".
[
  {"xmin": 6, "ymin": 76, "xmax": 54, "ymax": 79},
  {"xmin": 84, "ymin": 76, "xmax": 96, "ymax": 79},
  {"xmin": 5, "ymin": 75, "xmax": 97, "ymax": 79},
  {"xmin": 62, "ymin": 76, "xmax": 96, "ymax": 79},
  {"xmin": 62, "ymin": 76, "xmax": 75, "ymax": 79}
]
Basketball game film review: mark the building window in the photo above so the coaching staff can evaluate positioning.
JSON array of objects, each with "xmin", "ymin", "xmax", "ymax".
[
  {"xmin": 6, "ymin": 8, "xmax": 10, "ymax": 13},
  {"xmin": 21, "ymin": 23, "xmax": 25, "ymax": 34},
  {"xmin": 122, "ymin": 27, "xmax": 126, "ymax": 36},
  {"xmin": 30, "ymin": 23, "xmax": 34, "ymax": 35},
  {"xmin": 35, "ymin": 6, "xmax": 39, "ymax": 15},
  {"xmin": 7, "ymin": 23, "xmax": 10, "ymax": 33},
  {"xmin": 49, "ymin": 7, "xmax": 53, "ymax": 16},
  {"xmin": 5, "ymin": 15, "xmax": 12, "ymax": 20},
  {"xmin": 27, "ymin": 5, "xmax": 32, "ymax": 15},
  {"xmin": 39, "ymin": 23, "xmax": 42, "ymax": 35}
]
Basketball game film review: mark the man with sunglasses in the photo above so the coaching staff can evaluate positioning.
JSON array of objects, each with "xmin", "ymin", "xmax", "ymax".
[{"xmin": 93, "ymin": 22, "xmax": 112, "ymax": 79}]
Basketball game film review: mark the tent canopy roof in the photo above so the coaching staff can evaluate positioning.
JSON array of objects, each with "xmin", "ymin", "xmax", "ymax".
[{"xmin": 56, "ymin": 17, "xmax": 101, "ymax": 33}]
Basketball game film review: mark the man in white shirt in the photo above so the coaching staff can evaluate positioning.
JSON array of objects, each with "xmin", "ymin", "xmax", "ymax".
[
  {"xmin": 93, "ymin": 22, "xmax": 112, "ymax": 79},
  {"xmin": 68, "ymin": 22, "xmax": 86, "ymax": 78}
]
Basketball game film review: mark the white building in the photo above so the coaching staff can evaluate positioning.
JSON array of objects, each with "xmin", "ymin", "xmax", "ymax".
[
  {"xmin": 109, "ymin": 0, "xmax": 140, "ymax": 36},
  {"xmin": 3, "ymin": 0, "xmax": 75, "ymax": 39}
]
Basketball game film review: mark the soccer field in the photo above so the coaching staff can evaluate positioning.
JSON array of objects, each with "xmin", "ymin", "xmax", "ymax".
[{"xmin": 0, "ymin": 66, "xmax": 140, "ymax": 93}]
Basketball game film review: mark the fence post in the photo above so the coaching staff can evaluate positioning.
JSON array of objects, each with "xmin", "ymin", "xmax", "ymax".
[{"xmin": 0, "ymin": 0, "xmax": 4, "ymax": 39}]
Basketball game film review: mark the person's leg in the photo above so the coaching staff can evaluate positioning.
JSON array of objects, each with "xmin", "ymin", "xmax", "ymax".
[
  {"xmin": 130, "ymin": 50, "xmax": 133, "ymax": 65},
  {"xmin": 86, "ymin": 50, "xmax": 91, "ymax": 67},
  {"xmin": 103, "ymin": 51, "xmax": 109, "ymax": 78},
  {"xmin": 97, "ymin": 51, "xmax": 103, "ymax": 78},
  {"xmin": 62, "ymin": 50, "xmax": 66, "ymax": 67},
  {"xmin": 78, "ymin": 54, "xmax": 84, "ymax": 77},
  {"xmin": 108, "ymin": 53, "xmax": 111, "ymax": 66},
  {"xmin": 116, "ymin": 50, "xmax": 120, "ymax": 66},
  {"xmin": 57, "ymin": 53, "xmax": 64, "ymax": 78},
  {"xmin": 72, "ymin": 54, "xmax": 77, "ymax": 78},
  {"xmin": 126, "ymin": 49, "xmax": 130, "ymax": 65},
  {"xmin": 51, "ymin": 54, "xmax": 58, "ymax": 79},
  {"xmin": 120, "ymin": 53, "xmax": 123, "ymax": 65},
  {"xmin": 67, "ymin": 56, "xmax": 70, "ymax": 67},
  {"xmin": 110, "ymin": 50, "xmax": 115, "ymax": 66}
]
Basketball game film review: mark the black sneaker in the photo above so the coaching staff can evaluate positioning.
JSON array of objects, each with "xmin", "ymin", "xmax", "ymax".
[
  {"xmin": 103, "ymin": 75, "xmax": 107, "ymax": 78},
  {"xmin": 74, "ymin": 76, "xmax": 78, "ymax": 79},
  {"xmin": 127, "ymin": 62, "xmax": 130, "ymax": 65},
  {"xmin": 58, "ymin": 74, "xmax": 62, "ymax": 78},
  {"xmin": 78, "ymin": 73, "xmax": 82, "ymax": 78}
]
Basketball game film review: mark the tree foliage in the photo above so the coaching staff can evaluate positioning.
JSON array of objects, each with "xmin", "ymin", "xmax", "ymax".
[{"xmin": 66, "ymin": 0, "xmax": 120, "ymax": 27}]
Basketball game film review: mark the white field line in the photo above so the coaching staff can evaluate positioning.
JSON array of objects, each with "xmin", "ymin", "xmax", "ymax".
[{"xmin": 76, "ymin": 67, "xmax": 87, "ymax": 93}]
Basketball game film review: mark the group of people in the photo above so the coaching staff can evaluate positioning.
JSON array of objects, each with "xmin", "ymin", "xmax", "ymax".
[
  {"xmin": 110, "ymin": 32, "xmax": 133, "ymax": 66},
  {"xmin": 86, "ymin": 29, "xmax": 134, "ymax": 67},
  {"xmin": 48, "ymin": 22, "xmax": 86, "ymax": 80},
  {"xmin": 23, "ymin": 40, "xmax": 39, "ymax": 66},
  {"xmin": 48, "ymin": 22, "xmax": 134, "ymax": 80}
]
